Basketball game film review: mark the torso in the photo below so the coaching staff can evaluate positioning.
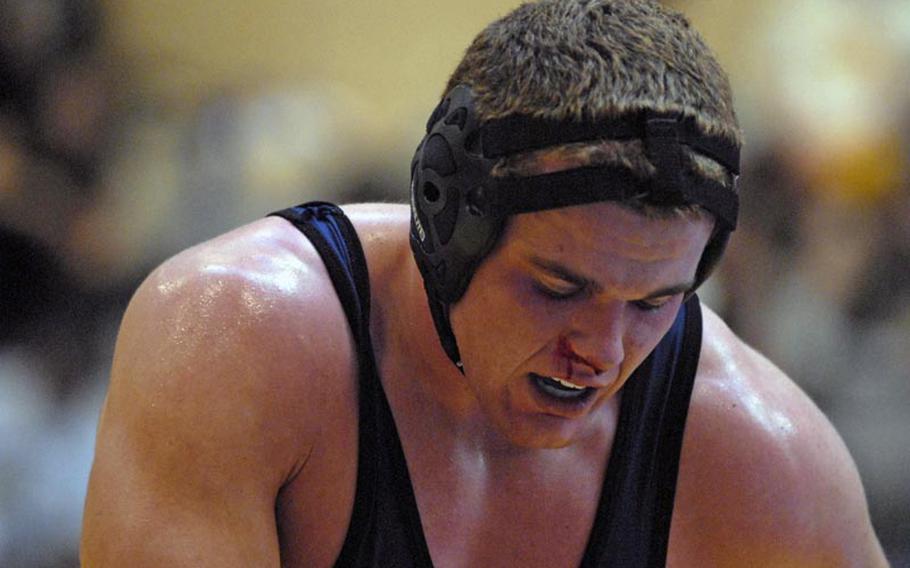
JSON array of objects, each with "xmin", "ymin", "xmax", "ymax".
[
  {"xmin": 271, "ymin": 203, "xmax": 710, "ymax": 567},
  {"xmin": 269, "ymin": 204, "xmax": 622, "ymax": 567},
  {"xmin": 379, "ymin": 357, "xmax": 619, "ymax": 568},
  {"xmin": 82, "ymin": 204, "xmax": 886, "ymax": 566}
]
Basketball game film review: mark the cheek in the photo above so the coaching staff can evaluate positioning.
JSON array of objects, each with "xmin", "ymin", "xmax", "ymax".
[
  {"xmin": 451, "ymin": 276, "xmax": 562, "ymax": 371},
  {"xmin": 622, "ymin": 302, "xmax": 684, "ymax": 367},
  {"xmin": 520, "ymin": 287, "xmax": 573, "ymax": 324}
]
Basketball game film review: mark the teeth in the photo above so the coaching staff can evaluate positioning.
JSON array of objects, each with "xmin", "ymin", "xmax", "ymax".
[{"xmin": 548, "ymin": 376, "xmax": 586, "ymax": 390}]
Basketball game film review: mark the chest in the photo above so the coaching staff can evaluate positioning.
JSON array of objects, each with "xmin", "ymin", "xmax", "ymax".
[
  {"xmin": 276, "ymin": 410, "xmax": 611, "ymax": 568},
  {"xmin": 370, "ymin": 353, "xmax": 619, "ymax": 567},
  {"xmin": 405, "ymin": 445, "xmax": 610, "ymax": 568}
]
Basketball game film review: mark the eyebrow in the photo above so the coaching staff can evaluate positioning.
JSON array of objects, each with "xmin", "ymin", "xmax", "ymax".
[{"xmin": 528, "ymin": 256, "xmax": 695, "ymax": 299}]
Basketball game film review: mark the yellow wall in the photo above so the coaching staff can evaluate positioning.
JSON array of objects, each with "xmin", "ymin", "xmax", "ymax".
[{"xmin": 101, "ymin": 0, "xmax": 521, "ymax": 123}]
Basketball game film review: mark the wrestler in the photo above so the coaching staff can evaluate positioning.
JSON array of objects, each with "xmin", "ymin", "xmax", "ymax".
[{"xmin": 81, "ymin": 1, "xmax": 888, "ymax": 566}]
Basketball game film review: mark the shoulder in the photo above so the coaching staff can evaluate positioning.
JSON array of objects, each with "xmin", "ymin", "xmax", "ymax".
[
  {"xmin": 668, "ymin": 304, "xmax": 887, "ymax": 567},
  {"xmin": 108, "ymin": 215, "xmax": 361, "ymax": 480},
  {"xmin": 83, "ymin": 214, "xmax": 372, "ymax": 561},
  {"xmin": 126, "ymin": 213, "xmax": 357, "ymax": 379}
]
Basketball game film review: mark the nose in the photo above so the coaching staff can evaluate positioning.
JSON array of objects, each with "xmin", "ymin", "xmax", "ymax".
[{"xmin": 566, "ymin": 300, "xmax": 626, "ymax": 371}]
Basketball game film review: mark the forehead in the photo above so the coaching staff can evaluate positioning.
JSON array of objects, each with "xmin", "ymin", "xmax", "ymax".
[{"xmin": 501, "ymin": 201, "xmax": 713, "ymax": 285}]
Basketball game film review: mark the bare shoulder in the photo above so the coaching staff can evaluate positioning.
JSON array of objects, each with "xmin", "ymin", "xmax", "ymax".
[
  {"xmin": 111, "ymin": 215, "xmax": 357, "ymax": 455},
  {"xmin": 668, "ymin": 304, "xmax": 888, "ymax": 567},
  {"xmin": 82, "ymin": 216, "xmax": 358, "ymax": 564},
  {"xmin": 340, "ymin": 202, "xmax": 411, "ymax": 265}
]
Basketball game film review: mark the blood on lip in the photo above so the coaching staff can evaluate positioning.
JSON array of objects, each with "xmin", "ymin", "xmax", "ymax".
[{"xmin": 556, "ymin": 336, "xmax": 604, "ymax": 380}]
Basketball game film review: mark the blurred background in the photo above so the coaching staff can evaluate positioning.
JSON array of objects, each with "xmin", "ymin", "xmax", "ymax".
[{"xmin": 0, "ymin": 0, "xmax": 907, "ymax": 565}]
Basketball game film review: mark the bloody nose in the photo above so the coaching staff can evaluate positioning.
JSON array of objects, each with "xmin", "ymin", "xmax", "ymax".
[{"xmin": 556, "ymin": 336, "xmax": 605, "ymax": 378}]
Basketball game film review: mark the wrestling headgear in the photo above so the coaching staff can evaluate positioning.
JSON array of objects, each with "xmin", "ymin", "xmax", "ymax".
[{"xmin": 410, "ymin": 85, "xmax": 741, "ymax": 369}]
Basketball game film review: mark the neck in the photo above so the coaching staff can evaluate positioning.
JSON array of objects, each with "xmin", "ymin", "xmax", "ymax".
[{"xmin": 378, "ymin": 254, "xmax": 501, "ymax": 441}]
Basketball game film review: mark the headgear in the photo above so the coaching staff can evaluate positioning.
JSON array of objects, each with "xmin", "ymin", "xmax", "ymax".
[{"xmin": 410, "ymin": 84, "xmax": 740, "ymax": 369}]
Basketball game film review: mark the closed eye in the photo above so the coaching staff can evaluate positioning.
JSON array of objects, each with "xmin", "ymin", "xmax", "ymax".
[
  {"xmin": 533, "ymin": 279, "xmax": 584, "ymax": 301},
  {"xmin": 632, "ymin": 296, "xmax": 675, "ymax": 312}
]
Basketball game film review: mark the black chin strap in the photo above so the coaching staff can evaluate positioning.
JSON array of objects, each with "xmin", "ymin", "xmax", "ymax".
[{"xmin": 424, "ymin": 283, "xmax": 464, "ymax": 373}]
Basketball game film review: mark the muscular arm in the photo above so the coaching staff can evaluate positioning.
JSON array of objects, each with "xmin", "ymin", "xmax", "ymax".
[
  {"xmin": 81, "ymin": 221, "xmax": 350, "ymax": 566},
  {"xmin": 669, "ymin": 307, "xmax": 889, "ymax": 567}
]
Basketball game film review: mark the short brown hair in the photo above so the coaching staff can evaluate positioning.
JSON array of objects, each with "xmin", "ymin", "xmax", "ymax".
[{"xmin": 446, "ymin": 0, "xmax": 741, "ymax": 191}]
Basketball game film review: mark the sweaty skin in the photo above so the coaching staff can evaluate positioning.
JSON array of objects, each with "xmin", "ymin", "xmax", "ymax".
[{"xmin": 81, "ymin": 203, "xmax": 889, "ymax": 567}]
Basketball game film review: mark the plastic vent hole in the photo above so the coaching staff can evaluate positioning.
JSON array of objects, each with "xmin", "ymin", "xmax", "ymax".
[
  {"xmin": 423, "ymin": 134, "xmax": 456, "ymax": 176},
  {"xmin": 426, "ymin": 97, "xmax": 452, "ymax": 132},
  {"xmin": 466, "ymin": 186, "xmax": 487, "ymax": 216},
  {"xmin": 423, "ymin": 182, "xmax": 441, "ymax": 203},
  {"xmin": 435, "ymin": 185, "xmax": 460, "ymax": 245},
  {"xmin": 445, "ymin": 107, "xmax": 468, "ymax": 130},
  {"xmin": 464, "ymin": 130, "xmax": 481, "ymax": 153}
]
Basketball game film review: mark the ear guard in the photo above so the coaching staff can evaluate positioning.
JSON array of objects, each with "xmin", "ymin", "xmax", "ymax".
[{"xmin": 410, "ymin": 85, "xmax": 740, "ymax": 368}]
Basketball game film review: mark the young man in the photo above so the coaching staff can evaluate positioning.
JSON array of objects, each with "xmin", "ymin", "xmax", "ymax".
[{"xmin": 81, "ymin": 1, "xmax": 888, "ymax": 566}]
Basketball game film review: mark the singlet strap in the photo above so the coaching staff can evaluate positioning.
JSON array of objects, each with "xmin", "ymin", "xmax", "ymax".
[
  {"xmin": 269, "ymin": 202, "xmax": 434, "ymax": 567},
  {"xmin": 646, "ymin": 295, "xmax": 702, "ymax": 563},
  {"xmin": 581, "ymin": 295, "xmax": 703, "ymax": 568},
  {"xmin": 269, "ymin": 202, "xmax": 372, "ymax": 339},
  {"xmin": 269, "ymin": 202, "xmax": 384, "ymax": 565}
]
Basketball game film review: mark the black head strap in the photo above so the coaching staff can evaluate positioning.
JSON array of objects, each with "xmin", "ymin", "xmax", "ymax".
[
  {"xmin": 643, "ymin": 112, "xmax": 738, "ymax": 229},
  {"xmin": 495, "ymin": 164, "xmax": 737, "ymax": 230},
  {"xmin": 483, "ymin": 112, "xmax": 740, "ymax": 175}
]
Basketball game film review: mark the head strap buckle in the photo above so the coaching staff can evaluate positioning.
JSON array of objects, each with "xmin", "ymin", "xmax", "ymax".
[{"xmin": 645, "ymin": 112, "xmax": 687, "ymax": 205}]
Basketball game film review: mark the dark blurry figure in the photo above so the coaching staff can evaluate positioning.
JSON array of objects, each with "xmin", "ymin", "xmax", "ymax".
[{"xmin": 0, "ymin": 2, "xmax": 120, "ymax": 566}]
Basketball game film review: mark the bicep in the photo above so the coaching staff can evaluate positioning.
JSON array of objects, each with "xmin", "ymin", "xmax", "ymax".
[
  {"xmin": 81, "ymin": 267, "xmax": 320, "ymax": 566},
  {"xmin": 82, "ymin": 407, "xmax": 282, "ymax": 566},
  {"xmin": 804, "ymin": 414, "xmax": 889, "ymax": 567},
  {"xmin": 670, "ymin": 326, "xmax": 888, "ymax": 567}
]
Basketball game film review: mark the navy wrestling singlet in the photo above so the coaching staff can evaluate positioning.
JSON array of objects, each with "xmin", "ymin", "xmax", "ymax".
[{"xmin": 270, "ymin": 202, "xmax": 704, "ymax": 568}]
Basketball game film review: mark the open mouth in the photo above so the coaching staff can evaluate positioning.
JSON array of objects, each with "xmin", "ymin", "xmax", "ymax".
[{"xmin": 529, "ymin": 372, "xmax": 595, "ymax": 402}]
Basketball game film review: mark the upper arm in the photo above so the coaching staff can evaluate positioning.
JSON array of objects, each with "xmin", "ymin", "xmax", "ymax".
[
  {"xmin": 81, "ymin": 224, "xmax": 352, "ymax": 566},
  {"xmin": 669, "ymin": 308, "xmax": 888, "ymax": 567}
]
